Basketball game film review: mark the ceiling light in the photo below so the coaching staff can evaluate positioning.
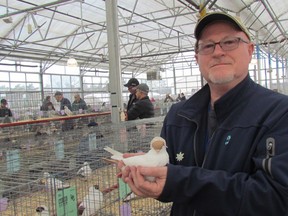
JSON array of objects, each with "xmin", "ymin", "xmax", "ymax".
[
  {"xmin": 67, "ymin": 58, "xmax": 78, "ymax": 67},
  {"xmin": 27, "ymin": 24, "xmax": 32, "ymax": 34}
]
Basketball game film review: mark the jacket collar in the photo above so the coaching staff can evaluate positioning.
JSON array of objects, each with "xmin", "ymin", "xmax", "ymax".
[{"xmin": 178, "ymin": 75, "xmax": 256, "ymax": 122}]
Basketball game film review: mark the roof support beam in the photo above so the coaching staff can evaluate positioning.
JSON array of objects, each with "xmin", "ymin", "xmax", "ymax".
[{"xmin": 0, "ymin": 0, "xmax": 74, "ymax": 19}]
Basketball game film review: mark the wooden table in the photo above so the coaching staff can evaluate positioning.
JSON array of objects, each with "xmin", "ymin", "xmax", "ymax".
[{"xmin": 0, "ymin": 112, "xmax": 111, "ymax": 128}]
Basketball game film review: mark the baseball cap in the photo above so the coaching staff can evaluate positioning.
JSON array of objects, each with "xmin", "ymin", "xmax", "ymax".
[
  {"xmin": 137, "ymin": 83, "xmax": 149, "ymax": 94},
  {"xmin": 54, "ymin": 91, "xmax": 63, "ymax": 96},
  {"xmin": 194, "ymin": 12, "xmax": 251, "ymax": 41},
  {"xmin": 124, "ymin": 78, "xmax": 139, "ymax": 87}
]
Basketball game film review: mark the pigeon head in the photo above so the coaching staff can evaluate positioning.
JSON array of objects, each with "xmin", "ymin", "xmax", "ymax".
[{"xmin": 150, "ymin": 137, "xmax": 166, "ymax": 152}]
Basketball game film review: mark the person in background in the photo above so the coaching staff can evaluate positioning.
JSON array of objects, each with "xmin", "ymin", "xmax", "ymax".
[
  {"xmin": 54, "ymin": 91, "xmax": 73, "ymax": 131},
  {"xmin": 124, "ymin": 78, "xmax": 139, "ymax": 112},
  {"xmin": 164, "ymin": 93, "xmax": 174, "ymax": 103},
  {"xmin": 54, "ymin": 91, "xmax": 72, "ymax": 111},
  {"xmin": 119, "ymin": 12, "xmax": 288, "ymax": 215},
  {"xmin": 72, "ymin": 93, "xmax": 87, "ymax": 112},
  {"xmin": 180, "ymin": 92, "xmax": 186, "ymax": 101},
  {"xmin": 176, "ymin": 93, "xmax": 181, "ymax": 102},
  {"xmin": 126, "ymin": 83, "xmax": 154, "ymax": 120},
  {"xmin": 0, "ymin": 99, "xmax": 12, "ymax": 117},
  {"xmin": 40, "ymin": 96, "xmax": 55, "ymax": 111}
]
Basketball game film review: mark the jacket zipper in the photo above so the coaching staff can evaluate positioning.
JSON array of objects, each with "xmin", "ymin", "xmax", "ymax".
[
  {"xmin": 262, "ymin": 137, "xmax": 275, "ymax": 178},
  {"xmin": 177, "ymin": 113, "xmax": 200, "ymax": 166},
  {"xmin": 201, "ymin": 129, "xmax": 217, "ymax": 168},
  {"xmin": 178, "ymin": 113, "xmax": 206, "ymax": 216}
]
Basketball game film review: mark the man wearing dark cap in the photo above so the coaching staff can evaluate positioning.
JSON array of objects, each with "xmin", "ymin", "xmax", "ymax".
[
  {"xmin": 126, "ymin": 83, "xmax": 154, "ymax": 120},
  {"xmin": 0, "ymin": 99, "xmax": 12, "ymax": 117},
  {"xmin": 119, "ymin": 12, "xmax": 288, "ymax": 216},
  {"xmin": 124, "ymin": 78, "xmax": 139, "ymax": 112}
]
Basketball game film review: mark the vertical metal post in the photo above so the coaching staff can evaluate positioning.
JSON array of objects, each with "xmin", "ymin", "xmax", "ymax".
[
  {"xmin": 173, "ymin": 66, "xmax": 176, "ymax": 95},
  {"xmin": 275, "ymin": 54, "xmax": 279, "ymax": 91},
  {"xmin": 267, "ymin": 43, "xmax": 272, "ymax": 89},
  {"xmin": 39, "ymin": 61, "xmax": 44, "ymax": 101},
  {"xmin": 105, "ymin": 0, "xmax": 122, "ymax": 123}
]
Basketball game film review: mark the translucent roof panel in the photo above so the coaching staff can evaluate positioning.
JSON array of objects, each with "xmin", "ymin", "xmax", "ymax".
[{"xmin": 0, "ymin": 0, "xmax": 287, "ymax": 74}]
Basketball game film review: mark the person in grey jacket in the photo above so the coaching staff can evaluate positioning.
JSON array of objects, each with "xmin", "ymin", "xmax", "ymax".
[
  {"xmin": 126, "ymin": 83, "xmax": 154, "ymax": 120},
  {"xmin": 118, "ymin": 12, "xmax": 288, "ymax": 215},
  {"xmin": 72, "ymin": 93, "xmax": 87, "ymax": 112}
]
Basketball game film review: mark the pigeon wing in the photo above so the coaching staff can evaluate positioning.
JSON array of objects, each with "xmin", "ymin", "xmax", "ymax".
[
  {"xmin": 122, "ymin": 154, "xmax": 151, "ymax": 166},
  {"xmin": 103, "ymin": 146, "xmax": 124, "ymax": 160},
  {"xmin": 77, "ymin": 167, "xmax": 84, "ymax": 176}
]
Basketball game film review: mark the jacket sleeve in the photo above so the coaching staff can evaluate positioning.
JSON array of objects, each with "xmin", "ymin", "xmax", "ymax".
[
  {"xmin": 82, "ymin": 101, "xmax": 88, "ymax": 110},
  {"xmin": 158, "ymin": 113, "xmax": 288, "ymax": 215},
  {"xmin": 8, "ymin": 109, "xmax": 12, "ymax": 117},
  {"xmin": 127, "ymin": 101, "xmax": 142, "ymax": 120}
]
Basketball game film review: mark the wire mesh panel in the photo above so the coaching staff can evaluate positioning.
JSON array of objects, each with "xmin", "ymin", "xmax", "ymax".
[{"xmin": 0, "ymin": 116, "xmax": 171, "ymax": 215}]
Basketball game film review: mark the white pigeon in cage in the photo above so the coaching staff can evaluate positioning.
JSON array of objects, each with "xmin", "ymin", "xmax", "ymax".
[
  {"xmin": 64, "ymin": 106, "xmax": 73, "ymax": 116},
  {"xmin": 43, "ymin": 172, "xmax": 69, "ymax": 192},
  {"xmin": 77, "ymin": 162, "xmax": 92, "ymax": 178},
  {"xmin": 79, "ymin": 185, "xmax": 104, "ymax": 216},
  {"xmin": 104, "ymin": 136, "xmax": 169, "ymax": 181}
]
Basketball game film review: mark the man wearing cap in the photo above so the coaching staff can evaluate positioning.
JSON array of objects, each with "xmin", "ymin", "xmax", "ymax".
[
  {"xmin": 124, "ymin": 78, "xmax": 139, "ymax": 112},
  {"xmin": 119, "ymin": 12, "xmax": 288, "ymax": 215},
  {"xmin": 126, "ymin": 83, "xmax": 154, "ymax": 120},
  {"xmin": 0, "ymin": 99, "xmax": 12, "ymax": 117}
]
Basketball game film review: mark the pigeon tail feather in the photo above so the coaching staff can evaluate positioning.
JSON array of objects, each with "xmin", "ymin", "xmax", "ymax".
[{"xmin": 104, "ymin": 146, "xmax": 124, "ymax": 160}]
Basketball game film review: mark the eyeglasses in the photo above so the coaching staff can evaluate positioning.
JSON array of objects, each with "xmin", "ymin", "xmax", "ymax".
[{"xmin": 196, "ymin": 37, "xmax": 250, "ymax": 55}]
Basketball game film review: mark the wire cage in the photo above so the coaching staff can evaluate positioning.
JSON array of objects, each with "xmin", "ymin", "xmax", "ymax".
[{"xmin": 0, "ymin": 115, "xmax": 171, "ymax": 216}]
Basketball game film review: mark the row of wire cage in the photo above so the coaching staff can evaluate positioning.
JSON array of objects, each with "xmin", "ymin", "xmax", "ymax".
[{"xmin": 0, "ymin": 114, "xmax": 171, "ymax": 216}]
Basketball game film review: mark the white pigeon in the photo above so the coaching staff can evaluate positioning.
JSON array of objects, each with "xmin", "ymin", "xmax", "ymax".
[
  {"xmin": 43, "ymin": 172, "xmax": 69, "ymax": 193},
  {"xmin": 79, "ymin": 185, "xmax": 104, "ymax": 216},
  {"xmin": 104, "ymin": 136, "xmax": 169, "ymax": 181},
  {"xmin": 64, "ymin": 106, "xmax": 73, "ymax": 116},
  {"xmin": 77, "ymin": 162, "xmax": 92, "ymax": 178}
]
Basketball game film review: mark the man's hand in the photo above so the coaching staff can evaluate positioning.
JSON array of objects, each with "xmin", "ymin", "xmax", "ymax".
[{"xmin": 120, "ymin": 165, "xmax": 168, "ymax": 199}]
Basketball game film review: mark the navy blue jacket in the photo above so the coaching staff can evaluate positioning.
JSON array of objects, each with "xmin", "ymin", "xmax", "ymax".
[
  {"xmin": 127, "ymin": 93, "xmax": 138, "ymax": 111},
  {"xmin": 60, "ymin": 97, "xmax": 72, "ymax": 111},
  {"xmin": 159, "ymin": 76, "xmax": 288, "ymax": 215}
]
